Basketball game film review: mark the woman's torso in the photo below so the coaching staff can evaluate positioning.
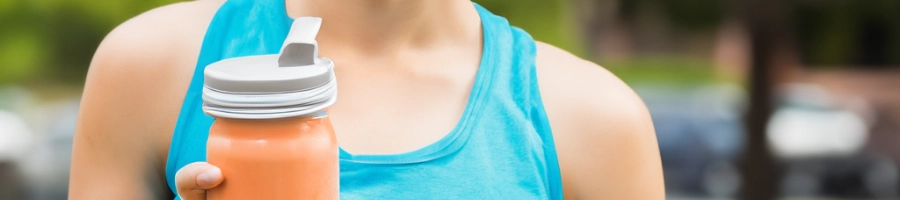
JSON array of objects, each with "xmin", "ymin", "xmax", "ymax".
[{"xmin": 162, "ymin": 0, "xmax": 563, "ymax": 199}]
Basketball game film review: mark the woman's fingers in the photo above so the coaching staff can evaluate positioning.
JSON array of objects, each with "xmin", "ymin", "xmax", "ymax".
[{"xmin": 175, "ymin": 162, "xmax": 223, "ymax": 200}]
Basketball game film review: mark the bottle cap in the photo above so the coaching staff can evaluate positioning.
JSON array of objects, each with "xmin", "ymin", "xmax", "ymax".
[{"xmin": 202, "ymin": 17, "xmax": 337, "ymax": 119}]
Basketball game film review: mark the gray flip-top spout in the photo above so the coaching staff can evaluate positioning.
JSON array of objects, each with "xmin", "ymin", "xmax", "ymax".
[{"xmin": 279, "ymin": 17, "xmax": 322, "ymax": 67}]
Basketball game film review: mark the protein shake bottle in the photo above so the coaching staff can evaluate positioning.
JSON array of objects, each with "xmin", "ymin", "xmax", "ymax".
[{"xmin": 202, "ymin": 17, "xmax": 339, "ymax": 200}]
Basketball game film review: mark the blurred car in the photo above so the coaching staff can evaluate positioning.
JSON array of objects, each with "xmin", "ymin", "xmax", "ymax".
[
  {"xmin": 0, "ymin": 86, "xmax": 79, "ymax": 200},
  {"xmin": 635, "ymin": 83, "xmax": 746, "ymax": 198},
  {"xmin": 768, "ymin": 83, "xmax": 898, "ymax": 198},
  {"xmin": 0, "ymin": 110, "xmax": 33, "ymax": 199}
]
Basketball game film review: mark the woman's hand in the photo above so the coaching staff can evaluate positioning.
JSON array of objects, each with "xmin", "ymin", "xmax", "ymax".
[{"xmin": 175, "ymin": 162, "xmax": 224, "ymax": 200}]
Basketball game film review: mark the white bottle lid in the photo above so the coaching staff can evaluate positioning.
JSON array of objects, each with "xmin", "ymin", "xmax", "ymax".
[{"xmin": 202, "ymin": 17, "xmax": 337, "ymax": 119}]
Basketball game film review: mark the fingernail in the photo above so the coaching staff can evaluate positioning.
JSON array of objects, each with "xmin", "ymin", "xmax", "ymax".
[{"xmin": 197, "ymin": 167, "xmax": 221, "ymax": 185}]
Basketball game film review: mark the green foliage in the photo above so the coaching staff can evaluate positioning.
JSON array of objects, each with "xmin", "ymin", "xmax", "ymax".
[
  {"xmin": 2, "ymin": 0, "xmax": 894, "ymax": 86},
  {"xmin": 473, "ymin": 0, "xmax": 586, "ymax": 58},
  {"xmin": 1, "ymin": 0, "xmax": 586, "ymax": 86},
  {"xmin": 0, "ymin": 30, "xmax": 44, "ymax": 83},
  {"xmin": 0, "ymin": 0, "xmax": 181, "ymax": 85},
  {"xmin": 656, "ymin": 0, "xmax": 724, "ymax": 31},
  {"xmin": 792, "ymin": 0, "xmax": 900, "ymax": 66}
]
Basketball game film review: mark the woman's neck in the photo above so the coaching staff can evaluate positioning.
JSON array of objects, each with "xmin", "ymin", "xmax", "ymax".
[{"xmin": 284, "ymin": 0, "xmax": 481, "ymax": 56}]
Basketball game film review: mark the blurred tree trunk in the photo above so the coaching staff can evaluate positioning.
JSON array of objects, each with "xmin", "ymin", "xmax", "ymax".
[{"xmin": 737, "ymin": 0, "xmax": 796, "ymax": 199}]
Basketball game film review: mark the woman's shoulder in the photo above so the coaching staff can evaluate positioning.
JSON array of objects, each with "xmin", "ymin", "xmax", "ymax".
[
  {"xmin": 93, "ymin": 0, "xmax": 223, "ymax": 71},
  {"xmin": 534, "ymin": 41, "xmax": 652, "ymax": 132},
  {"xmin": 533, "ymin": 41, "xmax": 665, "ymax": 199},
  {"xmin": 82, "ymin": 0, "xmax": 225, "ymax": 121},
  {"xmin": 533, "ymin": 41, "xmax": 655, "ymax": 153},
  {"xmin": 85, "ymin": 0, "xmax": 224, "ymax": 104},
  {"xmin": 72, "ymin": 2, "xmax": 228, "ymax": 198},
  {"xmin": 77, "ymin": 0, "xmax": 225, "ymax": 165}
]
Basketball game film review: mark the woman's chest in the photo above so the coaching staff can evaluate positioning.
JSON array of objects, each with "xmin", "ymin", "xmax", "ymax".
[{"xmin": 326, "ymin": 61, "xmax": 478, "ymax": 156}]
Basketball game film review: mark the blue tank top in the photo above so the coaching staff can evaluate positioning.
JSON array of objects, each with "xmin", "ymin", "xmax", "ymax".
[{"xmin": 165, "ymin": 1, "xmax": 563, "ymax": 199}]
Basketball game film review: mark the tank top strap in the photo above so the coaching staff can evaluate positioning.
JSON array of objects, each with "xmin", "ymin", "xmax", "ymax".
[{"xmin": 472, "ymin": 4, "xmax": 563, "ymax": 198}]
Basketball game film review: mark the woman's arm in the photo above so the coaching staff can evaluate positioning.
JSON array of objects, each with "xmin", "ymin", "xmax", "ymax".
[
  {"xmin": 536, "ymin": 42, "xmax": 665, "ymax": 199},
  {"xmin": 69, "ymin": 2, "xmax": 221, "ymax": 199}
]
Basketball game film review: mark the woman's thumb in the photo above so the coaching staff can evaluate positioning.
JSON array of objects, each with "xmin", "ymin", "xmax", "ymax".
[{"xmin": 175, "ymin": 162, "xmax": 223, "ymax": 200}]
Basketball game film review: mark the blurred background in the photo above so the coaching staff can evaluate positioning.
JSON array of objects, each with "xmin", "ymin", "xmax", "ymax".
[{"xmin": 0, "ymin": 0, "xmax": 897, "ymax": 199}]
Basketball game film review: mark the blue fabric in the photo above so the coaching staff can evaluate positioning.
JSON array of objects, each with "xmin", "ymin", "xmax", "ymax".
[{"xmin": 166, "ymin": 0, "xmax": 562, "ymax": 199}]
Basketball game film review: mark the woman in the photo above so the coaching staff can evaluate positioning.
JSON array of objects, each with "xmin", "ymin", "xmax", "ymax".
[{"xmin": 70, "ymin": 0, "xmax": 664, "ymax": 199}]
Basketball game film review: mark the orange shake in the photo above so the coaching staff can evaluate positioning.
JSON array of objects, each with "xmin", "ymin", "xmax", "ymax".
[
  {"xmin": 201, "ymin": 17, "xmax": 339, "ymax": 200},
  {"xmin": 206, "ymin": 116, "xmax": 338, "ymax": 200}
]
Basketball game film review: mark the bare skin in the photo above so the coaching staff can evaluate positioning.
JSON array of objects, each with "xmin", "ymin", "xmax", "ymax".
[{"xmin": 69, "ymin": 0, "xmax": 664, "ymax": 199}]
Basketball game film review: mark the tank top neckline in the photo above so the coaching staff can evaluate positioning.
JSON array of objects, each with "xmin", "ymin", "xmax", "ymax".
[{"xmin": 336, "ymin": 4, "xmax": 496, "ymax": 164}]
